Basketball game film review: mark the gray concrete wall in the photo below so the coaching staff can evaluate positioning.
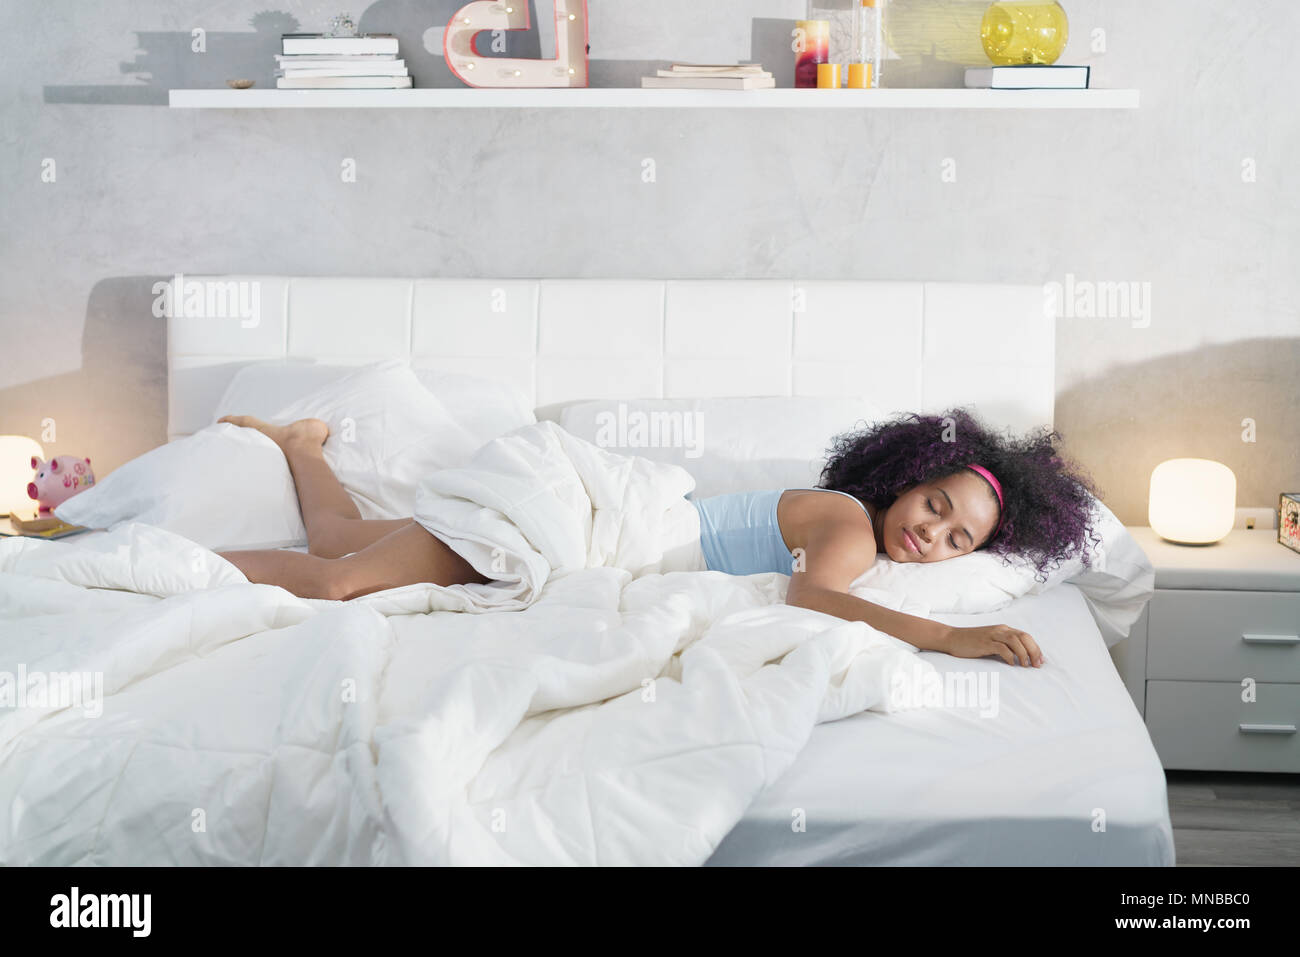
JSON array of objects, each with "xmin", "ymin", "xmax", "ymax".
[{"xmin": 1, "ymin": 0, "xmax": 1295, "ymax": 525}]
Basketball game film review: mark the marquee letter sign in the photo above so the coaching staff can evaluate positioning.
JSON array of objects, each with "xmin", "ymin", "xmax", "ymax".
[{"xmin": 444, "ymin": 0, "xmax": 589, "ymax": 88}]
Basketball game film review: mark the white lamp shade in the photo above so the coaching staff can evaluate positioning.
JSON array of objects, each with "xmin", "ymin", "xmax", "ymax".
[
  {"xmin": 1148, "ymin": 458, "xmax": 1236, "ymax": 544},
  {"xmin": 0, "ymin": 435, "xmax": 45, "ymax": 517}
]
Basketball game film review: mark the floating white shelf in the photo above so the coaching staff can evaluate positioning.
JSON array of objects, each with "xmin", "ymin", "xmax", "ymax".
[{"xmin": 168, "ymin": 87, "xmax": 1139, "ymax": 110}]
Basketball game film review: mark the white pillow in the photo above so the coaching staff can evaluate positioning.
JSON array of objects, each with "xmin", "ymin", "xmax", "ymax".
[
  {"xmin": 213, "ymin": 359, "xmax": 354, "ymax": 422},
  {"xmin": 53, "ymin": 423, "xmax": 306, "ymax": 550},
  {"xmin": 215, "ymin": 360, "xmax": 536, "ymax": 446},
  {"xmin": 849, "ymin": 496, "xmax": 1154, "ymax": 647},
  {"xmin": 411, "ymin": 368, "xmax": 536, "ymax": 450},
  {"xmin": 54, "ymin": 361, "xmax": 538, "ymax": 551},
  {"xmin": 558, "ymin": 396, "xmax": 887, "ymax": 500},
  {"xmin": 263, "ymin": 360, "xmax": 529, "ymax": 520}
]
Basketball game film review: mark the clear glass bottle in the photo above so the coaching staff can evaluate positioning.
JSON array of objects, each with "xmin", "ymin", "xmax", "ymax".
[
  {"xmin": 851, "ymin": 0, "xmax": 884, "ymax": 88},
  {"xmin": 829, "ymin": 0, "xmax": 886, "ymax": 88}
]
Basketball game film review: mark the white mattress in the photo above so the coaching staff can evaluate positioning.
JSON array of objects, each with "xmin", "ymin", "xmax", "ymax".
[{"xmin": 707, "ymin": 582, "xmax": 1175, "ymax": 866}]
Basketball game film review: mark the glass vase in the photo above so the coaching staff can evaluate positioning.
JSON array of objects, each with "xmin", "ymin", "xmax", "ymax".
[{"xmin": 980, "ymin": 1, "xmax": 1069, "ymax": 66}]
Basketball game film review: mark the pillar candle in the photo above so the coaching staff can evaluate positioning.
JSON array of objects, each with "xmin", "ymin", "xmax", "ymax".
[{"xmin": 795, "ymin": 20, "xmax": 830, "ymax": 89}]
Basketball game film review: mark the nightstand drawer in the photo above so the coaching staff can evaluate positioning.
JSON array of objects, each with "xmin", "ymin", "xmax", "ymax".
[
  {"xmin": 1147, "ymin": 590, "xmax": 1300, "ymax": 681},
  {"xmin": 1146, "ymin": 680, "xmax": 1300, "ymax": 772}
]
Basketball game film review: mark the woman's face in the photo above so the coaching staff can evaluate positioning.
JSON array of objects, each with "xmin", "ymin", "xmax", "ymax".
[{"xmin": 879, "ymin": 470, "xmax": 1001, "ymax": 563}]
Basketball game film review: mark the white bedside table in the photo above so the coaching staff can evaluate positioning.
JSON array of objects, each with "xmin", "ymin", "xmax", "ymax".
[{"xmin": 1113, "ymin": 527, "xmax": 1300, "ymax": 772}]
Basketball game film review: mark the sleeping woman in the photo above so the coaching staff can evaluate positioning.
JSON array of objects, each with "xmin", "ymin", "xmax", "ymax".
[{"xmin": 216, "ymin": 407, "xmax": 1102, "ymax": 669}]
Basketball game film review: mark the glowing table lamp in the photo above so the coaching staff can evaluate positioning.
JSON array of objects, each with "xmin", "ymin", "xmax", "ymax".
[
  {"xmin": 1148, "ymin": 458, "xmax": 1237, "ymax": 545},
  {"xmin": 1, "ymin": 435, "xmax": 44, "ymax": 518}
]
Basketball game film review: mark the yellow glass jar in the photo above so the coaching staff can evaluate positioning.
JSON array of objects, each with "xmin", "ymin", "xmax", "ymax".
[{"xmin": 980, "ymin": 1, "xmax": 1068, "ymax": 65}]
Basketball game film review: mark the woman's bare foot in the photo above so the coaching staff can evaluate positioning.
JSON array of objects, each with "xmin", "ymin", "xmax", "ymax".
[{"xmin": 218, "ymin": 415, "xmax": 329, "ymax": 450}]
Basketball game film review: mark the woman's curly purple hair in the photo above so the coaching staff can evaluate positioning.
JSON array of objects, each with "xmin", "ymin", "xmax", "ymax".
[{"xmin": 819, "ymin": 407, "xmax": 1104, "ymax": 583}]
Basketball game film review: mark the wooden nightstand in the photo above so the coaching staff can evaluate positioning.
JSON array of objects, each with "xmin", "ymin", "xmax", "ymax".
[{"xmin": 1112, "ymin": 527, "xmax": 1300, "ymax": 772}]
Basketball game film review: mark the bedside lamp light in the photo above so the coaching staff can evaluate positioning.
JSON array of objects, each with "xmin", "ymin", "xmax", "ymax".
[
  {"xmin": 1148, "ymin": 458, "xmax": 1236, "ymax": 544},
  {"xmin": 0, "ymin": 435, "xmax": 44, "ymax": 518}
]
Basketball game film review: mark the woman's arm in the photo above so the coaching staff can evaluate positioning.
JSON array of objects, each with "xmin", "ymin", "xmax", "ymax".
[
  {"xmin": 786, "ymin": 581, "xmax": 954, "ymax": 652},
  {"xmin": 783, "ymin": 520, "xmax": 951, "ymax": 651},
  {"xmin": 784, "ymin": 513, "xmax": 1044, "ymax": 666}
]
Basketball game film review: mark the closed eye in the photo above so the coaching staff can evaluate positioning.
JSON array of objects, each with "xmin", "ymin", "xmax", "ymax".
[{"xmin": 926, "ymin": 499, "xmax": 961, "ymax": 550}]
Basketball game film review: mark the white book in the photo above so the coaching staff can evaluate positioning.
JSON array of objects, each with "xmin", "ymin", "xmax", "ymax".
[
  {"xmin": 668, "ymin": 63, "xmax": 766, "ymax": 74},
  {"xmin": 281, "ymin": 34, "xmax": 400, "ymax": 55},
  {"xmin": 275, "ymin": 55, "xmax": 400, "ymax": 67},
  {"xmin": 276, "ymin": 75, "xmax": 413, "ymax": 89},
  {"xmin": 964, "ymin": 65, "xmax": 1090, "ymax": 89},
  {"xmin": 275, "ymin": 52, "xmax": 397, "ymax": 58},
  {"xmin": 280, "ymin": 64, "xmax": 410, "ymax": 77},
  {"xmin": 641, "ymin": 75, "xmax": 775, "ymax": 90},
  {"xmin": 656, "ymin": 68, "xmax": 771, "ymax": 79}
]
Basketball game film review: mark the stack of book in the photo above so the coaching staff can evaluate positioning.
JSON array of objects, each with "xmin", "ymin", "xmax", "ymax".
[
  {"xmin": 641, "ymin": 63, "xmax": 774, "ymax": 90},
  {"xmin": 277, "ymin": 33, "xmax": 411, "ymax": 89},
  {"xmin": 1, "ymin": 507, "xmax": 86, "ymax": 540}
]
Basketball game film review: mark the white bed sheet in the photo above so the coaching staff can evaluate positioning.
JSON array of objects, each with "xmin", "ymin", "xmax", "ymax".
[{"xmin": 707, "ymin": 582, "xmax": 1175, "ymax": 866}]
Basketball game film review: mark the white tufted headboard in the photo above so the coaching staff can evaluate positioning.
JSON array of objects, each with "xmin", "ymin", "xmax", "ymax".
[{"xmin": 165, "ymin": 277, "xmax": 1054, "ymax": 441}]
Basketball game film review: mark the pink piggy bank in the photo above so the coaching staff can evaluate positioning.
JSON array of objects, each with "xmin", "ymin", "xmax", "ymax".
[{"xmin": 27, "ymin": 455, "xmax": 96, "ymax": 513}]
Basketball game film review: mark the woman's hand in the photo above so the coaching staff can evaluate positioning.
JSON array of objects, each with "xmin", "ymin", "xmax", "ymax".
[{"xmin": 942, "ymin": 624, "xmax": 1044, "ymax": 667}]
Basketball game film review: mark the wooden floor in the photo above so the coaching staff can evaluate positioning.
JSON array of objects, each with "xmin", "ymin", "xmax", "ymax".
[{"xmin": 1166, "ymin": 771, "xmax": 1300, "ymax": 866}]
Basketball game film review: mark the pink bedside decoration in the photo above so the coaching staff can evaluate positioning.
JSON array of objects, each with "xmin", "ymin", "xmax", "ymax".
[{"xmin": 27, "ymin": 454, "xmax": 95, "ymax": 513}]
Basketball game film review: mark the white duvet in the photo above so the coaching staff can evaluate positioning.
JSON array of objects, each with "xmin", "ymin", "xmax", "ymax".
[{"xmin": 0, "ymin": 422, "xmax": 939, "ymax": 865}]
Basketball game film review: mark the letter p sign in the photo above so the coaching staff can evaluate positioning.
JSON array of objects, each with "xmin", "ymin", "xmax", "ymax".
[{"xmin": 444, "ymin": 0, "xmax": 589, "ymax": 88}]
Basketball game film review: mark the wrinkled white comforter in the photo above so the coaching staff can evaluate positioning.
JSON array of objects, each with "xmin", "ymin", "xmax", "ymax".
[{"xmin": 0, "ymin": 423, "xmax": 938, "ymax": 865}]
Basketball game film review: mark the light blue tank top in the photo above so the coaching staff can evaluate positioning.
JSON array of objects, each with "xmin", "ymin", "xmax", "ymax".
[{"xmin": 692, "ymin": 488, "xmax": 872, "ymax": 576}]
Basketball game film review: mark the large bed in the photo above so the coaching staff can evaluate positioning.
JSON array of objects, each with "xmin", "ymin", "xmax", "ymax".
[{"xmin": 0, "ymin": 276, "xmax": 1173, "ymax": 866}]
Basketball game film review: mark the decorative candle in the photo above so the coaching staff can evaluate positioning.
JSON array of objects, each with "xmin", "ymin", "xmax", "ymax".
[
  {"xmin": 817, "ymin": 62, "xmax": 841, "ymax": 88},
  {"xmin": 847, "ymin": 62, "xmax": 871, "ymax": 88},
  {"xmin": 794, "ymin": 19, "xmax": 830, "ymax": 89}
]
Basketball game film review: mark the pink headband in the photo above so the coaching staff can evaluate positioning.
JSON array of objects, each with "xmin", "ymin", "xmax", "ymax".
[{"xmin": 965, "ymin": 464, "xmax": 1005, "ymax": 537}]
